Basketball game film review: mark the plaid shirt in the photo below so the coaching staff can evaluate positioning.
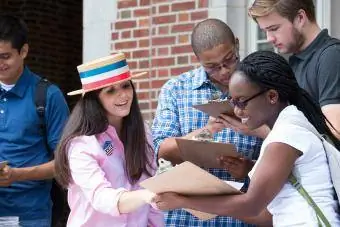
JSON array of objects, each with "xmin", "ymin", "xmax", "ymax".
[{"xmin": 152, "ymin": 67, "xmax": 263, "ymax": 227}]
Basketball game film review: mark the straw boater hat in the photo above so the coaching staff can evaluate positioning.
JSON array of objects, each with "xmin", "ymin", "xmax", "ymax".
[{"xmin": 68, "ymin": 53, "xmax": 147, "ymax": 96}]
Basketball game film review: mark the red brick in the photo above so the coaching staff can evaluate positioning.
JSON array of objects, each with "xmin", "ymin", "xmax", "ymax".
[
  {"xmin": 133, "ymin": 49, "xmax": 149, "ymax": 58},
  {"xmin": 127, "ymin": 60, "xmax": 137, "ymax": 69},
  {"xmin": 191, "ymin": 11, "xmax": 208, "ymax": 21},
  {"xmin": 171, "ymin": 1, "xmax": 195, "ymax": 12},
  {"xmin": 139, "ymin": 39, "xmax": 150, "ymax": 47},
  {"xmin": 115, "ymin": 41, "xmax": 137, "ymax": 49},
  {"xmin": 140, "ymin": 0, "xmax": 151, "ymax": 6},
  {"xmin": 152, "ymin": 57, "xmax": 175, "ymax": 67},
  {"xmin": 159, "ymin": 5, "xmax": 169, "ymax": 13},
  {"xmin": 158, "ymin": 47, "xmax": 169, "ymax": 56},
  {"xmin": 139, "ymin": 102, "xmax": 150, "ymax": 110},
  {"xmin": 152, "ymin": 15, "xmax": 176, "ymax": 24},
  {"xmin": 151, "ymin": 100, "xmax": 158, "ymax": 109},
  {"xmin": 121, "ymin": 30, "xmax": 131, "ymax": 38},
  {"xmin": 171, "ymin": 23, "xmax": 195, "ymax": 33},
  {"xmin": 158, "ymin": 69, "xmax": 169, "ymax": 77},
  {"xmin": 191, "ymin": 55, "xmax": 198, "ymax": 63},
  {"xmin": 137, "ymin": 91, "xmax": 150, "ymax": 100},
  {"xmin": 139, "ymin": 60, "xmax": 150, "ymax": 69},
  {"xmin": 153, "ymin": 0, "xmax": 168, "ymax": 3},
  {"xmin": 199, "ymin": 0, "xmax": 209, "ymax": 8},
  {"xmin": 115, "ymin": 21, "xmax": 136, "ymax": 30},
  {"xmin": 118, "ymin": 0, "xmax": 137, "ymax": 9},
  {"xmin": 123, "ymin": 52, "xmax": 131, "ymax": 59},
  {"xmin": 171, "ymin": 66, "xmax": 194, "ymax": 76},
  {"xmin": 158, "ymin": 26, "xmax": 169, "ymax": 35},
  {"xmin": 139, "ymin": 81, "xmax": 151, "ymax": 89},
  {"xmin": 178, "ymin": 34, "xmax": 189, "ymax": 43},
  {"xmin": 152, "ymin": 36, "xmax": 176, "ymax": 46},
  {"xmin": 111, "ymin": 32, "xmax": 119, "ymax": 40},
  {"xmin": 177, "ymin": 56, "xmax": 189, "ymax": 64},
  {"xmin": 139, "ymin": 18, "xmax": 149, "ymax": 27},
  {"xmin": 134, "ymin": 8, "xmax": 150, "ymax": 17},
  {"xmin": 133, "ymin": 29, "xmax": 149, "ymax": 38},
  {"xmin": 178, "ymin": 13, "xmax": 189, "ymax": 22},
  {"xmin": 171, "ymin": 44, "xmax": 193, "ymax": 54},
  {"xmin": 151, "ymin": 79, "xmax": 168, "ymax": 89}
]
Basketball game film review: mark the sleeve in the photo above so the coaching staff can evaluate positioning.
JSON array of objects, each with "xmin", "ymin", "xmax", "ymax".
[
  {"xmin": 151, "ymin": 80, "xmax": 181, "ymax": 155},
  {"xmin": 68, "ymin": 138, "xmax": 127, "ymax": 216},
  {"xmin": 317, "ymin": 45, "xmax": 340, "ymax": 107},
  {"xmin": 147, "ymin": 206, "xmax": 165, "ymax": 227},
  {"xmin": 45, "ymin": 85, "xmax": 70, "ymax": 151},
  {"xmin": 268, "ymin": 120, "xmax": 316, "ymax": 156}
]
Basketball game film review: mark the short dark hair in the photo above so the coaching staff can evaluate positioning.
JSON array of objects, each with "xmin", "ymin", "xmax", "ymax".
[
  {"xmin": 0, "ymin": 14, "xmax": 28, "ymax": 52},
  {"xmin": 191, "ymin": 18, "xmax": 235, "ymax": 56}
]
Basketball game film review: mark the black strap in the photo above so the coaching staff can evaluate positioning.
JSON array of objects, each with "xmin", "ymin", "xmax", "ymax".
[{"xmin": 34, "ymin": 78, "xmax": 52, "ymax": 151}]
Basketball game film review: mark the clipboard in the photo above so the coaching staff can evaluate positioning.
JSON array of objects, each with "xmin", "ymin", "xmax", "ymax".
[
  {"xmin": 193, "ymin": 100, "xmax": 235, "ymax": 118},
  {"xmin": 139, "ymin": 161, "xmax": 242, "ymax": 220},
  {"xmin": 175, "ymin": 138, "xmax": 239, "ymax": 168}
]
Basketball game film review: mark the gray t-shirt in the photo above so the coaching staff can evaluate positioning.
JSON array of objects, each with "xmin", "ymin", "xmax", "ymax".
[{"xmin": 289, "ymin": 29, "xmax": 340, "ymax": 107}]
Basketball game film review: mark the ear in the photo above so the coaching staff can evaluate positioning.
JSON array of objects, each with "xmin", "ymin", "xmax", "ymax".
[
  {"xmin": 294, "ymin": 9, "xmax": 307, "ymax": 29},
  {"xmin": 20, "ymin": 44, "xmax": 29, "ymax": 60},
  {"xmin": 266, "ymin": 89, "xmax": 279, "ymax": 104}
]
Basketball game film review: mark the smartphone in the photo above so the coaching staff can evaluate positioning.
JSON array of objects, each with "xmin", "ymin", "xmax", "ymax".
[{"xmin": 0, "ymin": 161, "xmax": 8, "ymax": 170}]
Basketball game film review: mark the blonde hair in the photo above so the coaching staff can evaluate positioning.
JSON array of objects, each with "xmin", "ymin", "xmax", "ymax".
[{"xmin": 249, "ymin": 0, "xmax": 316, "ymax": 23}]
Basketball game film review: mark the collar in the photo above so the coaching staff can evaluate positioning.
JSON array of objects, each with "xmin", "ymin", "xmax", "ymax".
[
  {"xmin": 293, "ymin": 29, "xmax": 329, "ymax": 60},
  {"xmin": 8, "ymin": 66, "xmax": 31, "ymax": 98},
  {"xmin": 192, "ymin": 66, "xmax": 210, "ymax": 90}
]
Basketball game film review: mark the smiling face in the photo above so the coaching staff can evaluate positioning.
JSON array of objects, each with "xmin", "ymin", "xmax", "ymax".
[
  {"xmin": 256, "ymin": 11, "xmax": 305, "ymax": 54},
  {"xmin": 98, "ymin": 80, "xmax": 134, "ymax": 125},
  {"xmin": 198, "ymin": 43, "xmax": 239, "ymax": 89},
  {"xmin": 229, "ymin": 71, "xmax": 280, "ymax": 129},
  {"xmin": 0, "ymin": 41, "xmax": 28, "ymax": 84}
]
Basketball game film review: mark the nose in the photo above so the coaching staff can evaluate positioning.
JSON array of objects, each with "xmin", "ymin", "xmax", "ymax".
[
  {"xmin": 219, "ymin": 66, "xmax": 232, "ymax": 76},
  {"xmin": 266, "ymin": 31, "xmax": 276, "ymax": 44}
]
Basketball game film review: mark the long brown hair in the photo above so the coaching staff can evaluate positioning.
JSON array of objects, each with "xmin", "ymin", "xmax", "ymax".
[
  {"xmin": 249, "ymin": 0, "xmax": 316, "ymax": 23},
  {"xmin": 55, "ymin": 82, "xmax": 153, "ymax": 188}
]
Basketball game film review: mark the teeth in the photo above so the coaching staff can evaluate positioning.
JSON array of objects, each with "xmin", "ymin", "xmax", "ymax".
[{"xmin": 241, "ymin": 118, "xmax": 249, "ymax": 124}]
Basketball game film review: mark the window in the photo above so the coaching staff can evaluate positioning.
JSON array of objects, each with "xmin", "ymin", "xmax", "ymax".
[{"xmin": 248, "ymin": 0, "xmax": 331, "ymax": 53}]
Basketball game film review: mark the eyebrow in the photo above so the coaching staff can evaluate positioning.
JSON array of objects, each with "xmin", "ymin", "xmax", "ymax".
[
  {"xmin": 204, "ymin": 51, "xmax": 234, "ymax": 66},
  {"xmin": 262, "ymin": 24, "xmax": 279, "ymax": 31}
]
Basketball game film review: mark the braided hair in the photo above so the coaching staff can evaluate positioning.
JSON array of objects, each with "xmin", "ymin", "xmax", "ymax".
[{"xmin": 237, "ymin": 50, "xmax": 340, "ymax": 149}]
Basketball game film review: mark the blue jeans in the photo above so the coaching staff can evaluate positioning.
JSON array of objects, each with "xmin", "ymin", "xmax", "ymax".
[
  {"xmin": 19, "ymin": 219, "xmax": 51, "ymax": 227},
  {"xmin": 0, "ymin": 217, "xmax": 51, "ymax": 227}
]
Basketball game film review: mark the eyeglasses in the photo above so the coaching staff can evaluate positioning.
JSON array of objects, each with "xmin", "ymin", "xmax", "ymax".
[
  {"xmin": 204, "ymin": 53, "xmax": 239, "ymax": 75},
  {"xmin": 228, "ymin": 90, "xmax": 267, "ymax": 110}
]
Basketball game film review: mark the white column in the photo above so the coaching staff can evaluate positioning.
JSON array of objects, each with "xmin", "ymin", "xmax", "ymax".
[{"xmin": 83, "ymin": 0, "xmax": 117, "ymax": 62}]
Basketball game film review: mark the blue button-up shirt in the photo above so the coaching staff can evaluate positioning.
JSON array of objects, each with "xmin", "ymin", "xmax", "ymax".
[
  {"xmin": 0, "ymin": 67, "xmax": 69, "ymax": 220},
  {"xmin": 152, "ymin": 67, "xmax": 262, "ymax": 226}
]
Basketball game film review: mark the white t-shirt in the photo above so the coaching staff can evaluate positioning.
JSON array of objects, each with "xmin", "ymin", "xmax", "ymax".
[{"xmin": 249, "ymin": 105, "xmax": 340, "ymax": 227}]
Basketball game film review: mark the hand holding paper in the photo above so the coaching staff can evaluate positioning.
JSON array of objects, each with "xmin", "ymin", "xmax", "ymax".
[
  {"xmin": 193, "ymin": 100, "xmax": 235, "ymax": 118},
  {"xmin": 218, "ymin": 156, "xmax": 255, "ymax": 180}
]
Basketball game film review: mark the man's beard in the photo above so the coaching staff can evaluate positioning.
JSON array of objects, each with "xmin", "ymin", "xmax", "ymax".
[{"xmin": 280, "ymin": 28, "xmax": 305, "ymax": 54}]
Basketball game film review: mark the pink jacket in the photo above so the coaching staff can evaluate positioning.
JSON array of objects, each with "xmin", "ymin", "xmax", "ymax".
[{"xmin": 66, "ymin": 125, "xmax": 164, "ymax": 227}]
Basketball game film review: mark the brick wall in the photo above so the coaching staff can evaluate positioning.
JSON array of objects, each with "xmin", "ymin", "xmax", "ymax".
[
  {"xmin": 0, "ymin": 0, "xmax": 83, "ymax": 107},
  {"xmin": 112, "ymin": 0, "xmax": 209, "ymax": 120}
]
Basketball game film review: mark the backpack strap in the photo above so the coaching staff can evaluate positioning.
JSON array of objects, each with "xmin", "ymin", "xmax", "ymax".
[{"xmin": 34, "ymin": 78, "xmax": 52, "ymax": 153}]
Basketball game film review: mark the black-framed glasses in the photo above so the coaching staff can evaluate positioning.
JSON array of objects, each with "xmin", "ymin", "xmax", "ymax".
[
  {"xmin": 204, "ymin": 53, "xmax": 239, "ymax": 75},
  {"xmin": 228, "ymin": 90, "xmax": 267, "ymax": 110}
]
